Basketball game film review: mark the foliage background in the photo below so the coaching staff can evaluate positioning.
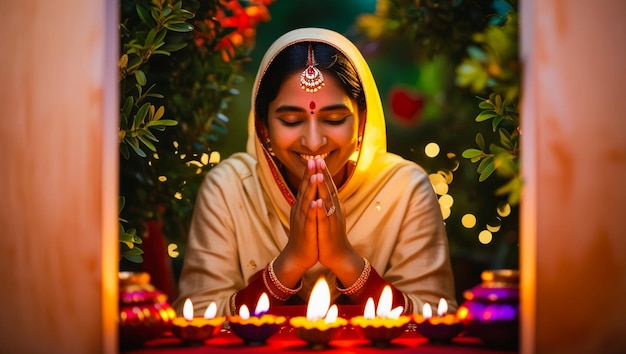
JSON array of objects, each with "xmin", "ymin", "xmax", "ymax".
[{"xmin": 119, "ymin": 0, "xmax": 520, "ymax": 302}]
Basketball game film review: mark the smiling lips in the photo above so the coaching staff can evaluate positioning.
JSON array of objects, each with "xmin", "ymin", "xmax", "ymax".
[{"xmin": 299, "ymin": 152, "xmax": 329, "ymax": 161}]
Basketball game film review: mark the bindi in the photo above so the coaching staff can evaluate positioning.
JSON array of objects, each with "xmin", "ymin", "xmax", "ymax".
[{"xmin": 309, "ymin": 101, "xmax": 316, "ymax": 114}]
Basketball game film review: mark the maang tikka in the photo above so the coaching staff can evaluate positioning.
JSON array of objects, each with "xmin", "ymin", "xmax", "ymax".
[{"xmin": 300, "ymin": 43, "xmax": 325, "ymax": 93}]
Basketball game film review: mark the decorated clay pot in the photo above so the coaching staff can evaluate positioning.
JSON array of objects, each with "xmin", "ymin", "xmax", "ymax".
[
  {"xmin": 119, "ymin": 272, "xmax": 176, "ymax": 350},
  {"xmin": 456, "ymin": 269, "xmax": 519, "ymax": 349}
]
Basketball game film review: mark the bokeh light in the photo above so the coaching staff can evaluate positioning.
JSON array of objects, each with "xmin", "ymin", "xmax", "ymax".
[
  {"xmin": 478, "ymin": 230, "xmax": 493, "ymax": 244},
  {"xmin": 497, "ymin": 202, "xmax": 511, "ymax": 217},
  {"xmin": 425, "ymin": 142, "xmax": 440, "ymax": 158},
  {"xmin": 439, "ymin": 194, "xmax": 454, "ymax": 208},
  {"xmin": 462, "ymin": 214, "xmax": 477, "ymax": 228},
  {"xmin": 168, "ymin": 243, "xmax": 180, "ymax": 258},
  {"xmin": 429, "ymin": 173, "xmax": 449, "ymax": 195}
]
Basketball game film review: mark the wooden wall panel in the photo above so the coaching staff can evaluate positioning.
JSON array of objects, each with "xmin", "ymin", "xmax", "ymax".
[
  {"xmin": 521, "ymin": 1, "xmax": 626, "ymax": 353},
  {"xmin": 0, "ymin": 0, "xmax": 118, "ymax": 352}
]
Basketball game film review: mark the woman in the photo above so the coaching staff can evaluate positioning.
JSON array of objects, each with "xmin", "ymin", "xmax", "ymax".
[{"xmin": 174, "ymin": 28, "xmax": 456, "ymax": 316}]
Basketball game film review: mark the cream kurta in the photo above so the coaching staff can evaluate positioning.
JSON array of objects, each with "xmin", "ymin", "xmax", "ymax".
[{"xmin": 175, "ymin": 28, "xmax": 456, "ymax": 316}]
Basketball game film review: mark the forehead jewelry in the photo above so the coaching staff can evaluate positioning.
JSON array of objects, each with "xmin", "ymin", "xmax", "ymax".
[{"xmin": 300, "ymin": 44, "xmax": 325, "ymax": 93}]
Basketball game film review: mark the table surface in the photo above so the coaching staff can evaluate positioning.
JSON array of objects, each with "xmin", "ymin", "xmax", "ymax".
[{"xmin": 126, "ymin": 326, "xmax": 518, "ymax": 354}]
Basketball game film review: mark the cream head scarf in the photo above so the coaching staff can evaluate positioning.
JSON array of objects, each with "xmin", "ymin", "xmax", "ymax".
[{"xmin": 247, "ymin": 28, "xmax": 412, "ymax": 228}]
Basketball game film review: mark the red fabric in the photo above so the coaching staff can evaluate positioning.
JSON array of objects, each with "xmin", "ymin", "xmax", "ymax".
[
  {"xmin": 126, "ymin": 329, "xmax": 518, "ymax": 353},
  {"xmin": 141, "ymin": 219, "xmax": 178, "ymax": 301}
]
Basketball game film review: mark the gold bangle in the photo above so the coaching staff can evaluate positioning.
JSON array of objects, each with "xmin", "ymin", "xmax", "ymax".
[
  {"xmin": 337, "ymin": 258, "xmax": 371, "ymax": 296},
  {"xmin": 268, "ymin": 257, "xmax": 303, "ymax": 295},
  {"xmin": 262, "ymin": 267, "xmax": 290, "ymax": 301},
  {"xmin": 229, "ymin": 291, "xmax": 238, "ymax": 315}
]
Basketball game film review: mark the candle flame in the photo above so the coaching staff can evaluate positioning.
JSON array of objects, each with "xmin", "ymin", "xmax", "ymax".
[
  {"xmin": 376, "ymin": 285, "xmax": 392, "ymax": 318},
  {"xmin": 437, "ymin": 298, "xmax": 448, "ymax": 317},
  {"xmin": 423, "ymin": 303, "xmax": 432, "ymax": 319},
  {"xmin": 363, "ymin": 297, "xmax": 376, "ymax": 320},
  {"xmin": 183, "ymin": 298, "xmax": 194, "ymax": 321},
  {"xmin": 388, "ymin": 306, "xmax": 404, "ymax": 319},
  {"xmin": 306, "ymin": 277, "xmax": 331, "ymax": 321},
  {"xmin": 255, "ymin": 293, "xmax": 270, "ymax": 316},
  {"xmin": 204, "ymin": 302, "xmax": 217, "ymax": 319},
  {"xmin": 239, "ymin": 304, "xmax": 250, "ymax": 320},
  {"xmin": 325, "ymin": 304, "xmax": 338, "ymax": 324}
]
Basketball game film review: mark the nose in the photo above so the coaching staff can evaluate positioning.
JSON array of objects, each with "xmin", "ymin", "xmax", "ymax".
[{"xmin": 300, "ymin": 121, "xmax": 328, "ymax": 151}]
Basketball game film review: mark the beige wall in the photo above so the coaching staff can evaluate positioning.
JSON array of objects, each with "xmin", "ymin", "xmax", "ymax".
[
  {"xmin": 521, "ymin": 1, "xmax": 626, "ymax": 353},
  {"xmin": 0, "ymin": 0, "xmax": 118, "ymax": 353}
]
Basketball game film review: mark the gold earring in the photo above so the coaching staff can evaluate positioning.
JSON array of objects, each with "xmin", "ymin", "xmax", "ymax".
[{"xmin": 265, "ymin": 137, "xmax": 275, "ymax": 156}]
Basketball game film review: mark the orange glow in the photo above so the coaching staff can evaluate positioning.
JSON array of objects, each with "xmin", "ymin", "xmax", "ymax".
[{"xmin": 456, "ymin": 306, "xmax": 469, "ymax": 320}]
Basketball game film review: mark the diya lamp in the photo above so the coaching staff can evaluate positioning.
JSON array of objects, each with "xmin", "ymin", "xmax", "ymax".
[
  {"xmin": 289, "ymin": 278, "xmax": 348, "ymax": 350},
  {"xmin": 350, "ymin": 285, "xmax": 412, "ymax": 347},
  {"xmin": 171, "ymin": 299, "xmax": 226, "ymax": 346},
  {"xmin": 228, "ymin": 292, "xmax": 287, "ymax": 346},
  {"xmin": 414, "ymin": 298, "xmax": 464, "ymax": 343}
]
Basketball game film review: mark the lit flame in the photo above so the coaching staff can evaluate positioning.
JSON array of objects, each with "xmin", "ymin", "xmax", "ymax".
[
  {"xmin": 325, "ymin": 304, "xmax": 338, "ymax": 324},
  {"xmin": 423, "ymin": 303, "xmax": 432, "ymax": 319},
  {"xmin": 183, "ymin": 298, "xmax": 194, "ymax": 321},
  {"xmin": 364, "ymin": 297, "xmax": 376, "ymax": 320},
  {"xmin": 363, "ymin": 286, "xmax": 403, "ymax": 320},
  {"xmin": 306, "ymin": 277, "xmax": 331, "ymax": 321},
  {"xmin": 255, "ymin": 293, "xmax": 270, "ymax": 316},
  {"xmin": 437, "ymin": 298, "xmax": 448, "ymax": 317},
  {"xmin": 388, "ymin": 306, "xmax": 404, "ymax": 320},
  {"xmin": 239, "ymin": 304, "xmax": 250, "ymax": 320},
  {"xmin": 376, "ymin": 286, "xmax": 392, "ymax": 318},
  {"xmin": 204, "ymin": 302, "xmax": 217, "ymax": 319}
]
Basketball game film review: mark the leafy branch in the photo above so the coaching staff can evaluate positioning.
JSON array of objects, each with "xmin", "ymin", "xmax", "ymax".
[
  {"xmin": 458, "ymin": 9, "xmax": 521, "ymax": 206},
  {"xmin": 118, "ymin": 0, "xmax": 194, "ymax": 263}
]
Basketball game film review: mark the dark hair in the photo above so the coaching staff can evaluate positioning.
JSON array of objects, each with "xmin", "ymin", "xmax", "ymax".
[{"xmin": 255, "ymin": 42, "xmax": 366, "ymax": 127}]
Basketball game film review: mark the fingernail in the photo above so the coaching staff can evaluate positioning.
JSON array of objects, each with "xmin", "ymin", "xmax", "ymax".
[
  {"xmin": 308, "ymin": 159, "xmax": 315, "ymax": 169},
  {"xmin": 320, "ymin": 159, "xmax": 326, "ymax": 170}
]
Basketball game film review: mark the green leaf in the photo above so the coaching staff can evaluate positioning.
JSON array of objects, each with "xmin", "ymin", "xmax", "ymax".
[
  {"xmin": 147, "ymin": 119, "xmax": 178, "ymax": 127},
  {"xmin": 478, "ymin": 100, "xmax": 493, "ymax": 110},
  {"xmin": 137, "ymin": 134, "xmax": 157, "ymax": 152},
  {"xmin": 478, "ymin": 158, "xmax": 496, "ymax": 181},
  {"xmin": 164, "ymin": 22, "xmax": 193, "ymax": 32},
  {"xmin": 133, "ymin": 103, "xmax": 151, "ymax": 128},
  {"xmin": 134, "ymin": 70, "xmax": 147, "ymax": 86},
  {"xmin": 475, "ymin": 133, "xmax": 486, "ymax": 150},
  {"xmin": 120, "ymin": 143, "xmax": 130, "ymax": 159},
  {"xmin": 462, "ymin": 148, "xmax": 482, "ymax": 159},
  {"xmin": 476, "ymin": 110, "xmax": 498, "ymax": 122},
  {"xmin": 160, "ymin": 42, "xmax": 188, "ymax": 52},
  {"xmin": 477, "ymin": 155, "xmax": 493, "ymax": 173},
  {"xmin": 151, "ymin": 50, "xmax": 172, "ymax": 56},
  {"xmin": 136, "ymin": 4, "xmax": 155, "ymax": 27},
  {"xmin": 492, "ymin": 115, "xmax": 504, "ymax": 131},
  {"xmin": 499, "ymin": 128, "xmax": 513, "ymax": 150},
  {"xmin": 119, "ymin": 196, "xmax": 126, "ymax": 212}
]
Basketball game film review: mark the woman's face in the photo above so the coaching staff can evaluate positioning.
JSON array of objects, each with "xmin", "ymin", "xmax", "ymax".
[{"xmin": 267, "ymin": 72, "xmax": 361, "ymax": 190}]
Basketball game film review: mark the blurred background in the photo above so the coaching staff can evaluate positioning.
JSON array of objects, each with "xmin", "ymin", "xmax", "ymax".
[{"xmin": 118, "ymin": 0, "xmax": 520, "ymax": 304}]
